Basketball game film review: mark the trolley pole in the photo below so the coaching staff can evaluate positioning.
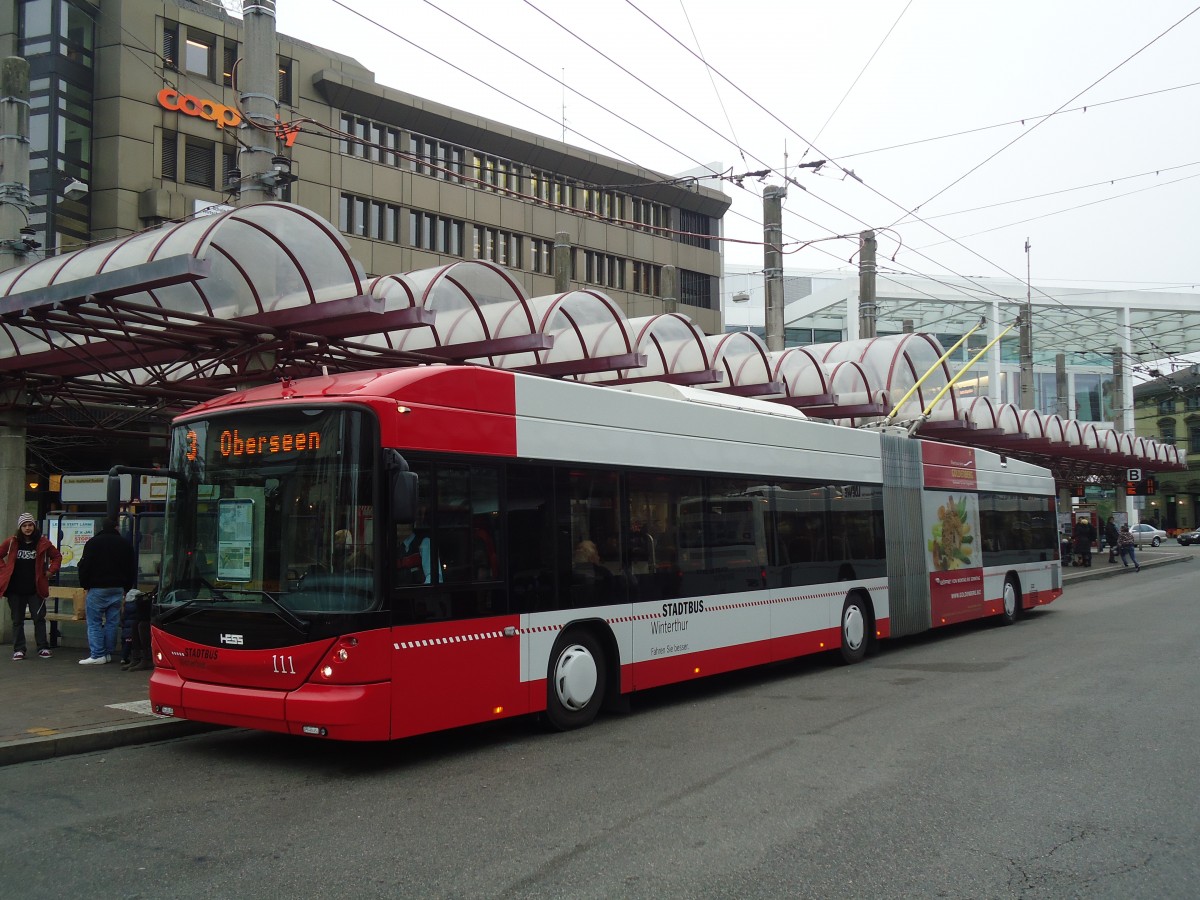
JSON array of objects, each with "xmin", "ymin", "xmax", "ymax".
[
  {"xmin": 1019, "ymin": 238, "xmax": 1034, "ymax": 410},
  {"xmin": 858, "ymin": 229, "xmax": 877, "ymax": 339},
  {"xmin": 762, "ymin": 185, "xmax": 786, "ymax": 352}
]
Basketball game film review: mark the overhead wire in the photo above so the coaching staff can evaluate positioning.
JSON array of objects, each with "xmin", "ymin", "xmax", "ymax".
[
  {"xmin": 805, "ymin": 0, "xmax": 914, "ymax": 152},
  {"xmin": 916, "ymin": 170, "xmax": 1200, "ymax": 248},
  {"xmin": 890, "ymin": 5, "xmax": 1200, "ymax": 224},
  {"xmin": 302, "ymin": 2, "xmax": 1195, "ymax": 367},
  {"xmin": 834, "ymin": 80, "xmax": 1200, "ymax": 161},
  {"xmin": 678, "ymin": 0, "xmax": 748, "ymax": 168}
]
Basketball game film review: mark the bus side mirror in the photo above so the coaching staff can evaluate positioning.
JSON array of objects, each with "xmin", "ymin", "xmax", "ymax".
[
  {"xmin": 106, "ymin": 472, "xmax": 123, "ymax": 521},
  {"xmin": 384, "ymin": 450, "xmax": 418, "ymax": 522},
  {"xmin": 392, "ymin": 471, "xmax": 417, "ymax": 523}
]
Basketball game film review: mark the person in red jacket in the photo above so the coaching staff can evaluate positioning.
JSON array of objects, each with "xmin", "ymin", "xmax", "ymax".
[{"xmin": 0, "ymin": 513, "xmax": 63, "ymax": 660}]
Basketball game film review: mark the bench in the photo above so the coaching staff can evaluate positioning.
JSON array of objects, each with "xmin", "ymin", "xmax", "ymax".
[{"xmin": 46, "ymin": 586, "xmax": 85, "ymax": 648}]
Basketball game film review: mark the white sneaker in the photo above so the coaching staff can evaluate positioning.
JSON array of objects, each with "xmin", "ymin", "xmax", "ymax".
[{"xmin": 78, "ymin": 655, "xmax": 108, "ymax": 665}]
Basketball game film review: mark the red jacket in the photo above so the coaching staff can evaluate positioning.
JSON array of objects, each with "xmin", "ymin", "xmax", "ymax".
[{"xmin": 0, "ymin": 535, "xmax": 63, "ymax": 598}]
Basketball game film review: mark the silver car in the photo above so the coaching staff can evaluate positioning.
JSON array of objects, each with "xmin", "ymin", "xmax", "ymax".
[{"xmin": 1129, "ymin": 523, "xmax": 1167, "ymax": 547}]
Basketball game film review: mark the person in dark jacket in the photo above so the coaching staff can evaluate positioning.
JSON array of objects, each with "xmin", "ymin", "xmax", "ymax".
[
  {"xmin": 1072, "ymin": 517, "xmax": 1096, "ymax": 568},
  {"xmin": 1104, "ymin": 517, "xmax": 1120, "ymax": 563},
  {"xmin": 76, "ymin": 518, "xmax": 137, "ymax": 666},
  {"xmin": 0, "ymin": 513, "xmax": 63, "ymax": 660}
]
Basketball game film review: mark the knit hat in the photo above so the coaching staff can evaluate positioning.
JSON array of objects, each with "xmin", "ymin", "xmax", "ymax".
[{"xmin": 16, "ymin": 512, "xmax": 35, "ymax": 528}]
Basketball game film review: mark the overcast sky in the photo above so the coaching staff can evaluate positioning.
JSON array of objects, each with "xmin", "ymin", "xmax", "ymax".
[{"xmin": 256, "ymin": 0, "xmax": 1200, "ymax": 305}]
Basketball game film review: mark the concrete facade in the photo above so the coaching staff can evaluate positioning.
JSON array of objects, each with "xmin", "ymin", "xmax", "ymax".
[{"xmin": 10, "ymin": 0, "xmax": 730, "ymax": 333}]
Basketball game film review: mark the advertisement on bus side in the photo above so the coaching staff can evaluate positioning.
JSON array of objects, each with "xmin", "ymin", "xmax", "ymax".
[{"xmin": 923, "ymin": 490, "xmax": 984, "ymax": 623}]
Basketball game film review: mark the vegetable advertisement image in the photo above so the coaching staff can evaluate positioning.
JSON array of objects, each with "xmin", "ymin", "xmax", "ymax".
[{"xmin": 926, "ymin": 494, "xmax": 978, "ymax": 571}]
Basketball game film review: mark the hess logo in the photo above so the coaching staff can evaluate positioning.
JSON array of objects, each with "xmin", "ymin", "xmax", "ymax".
[{"xmin": 219, "ymin": 633, "xmax": 244, "ymax": 646}]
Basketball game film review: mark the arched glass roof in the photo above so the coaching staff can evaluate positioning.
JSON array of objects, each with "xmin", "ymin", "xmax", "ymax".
[{"xmin": 0, "ymin": 202, "xmax": 1182, "ymax": 479}]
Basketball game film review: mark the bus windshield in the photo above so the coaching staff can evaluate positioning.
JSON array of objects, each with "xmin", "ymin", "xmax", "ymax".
[{"xmin": 159, "ymin": 406, "xmax": 378, "ymax": 618}]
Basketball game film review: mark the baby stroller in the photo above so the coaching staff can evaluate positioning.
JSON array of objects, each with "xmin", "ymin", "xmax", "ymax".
[{"xmin": 119, "ymin": 588, "xmax": 155, "ymax": 671}]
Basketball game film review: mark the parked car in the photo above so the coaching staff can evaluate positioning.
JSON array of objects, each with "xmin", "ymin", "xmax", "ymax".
[
  {"xmin": 1129, "ymin": 523, "xmax": 1167, "ymax": 547},
  {"xmin": 1176, "ymin": 529, "xmax": 1200, "ymax": 546}
]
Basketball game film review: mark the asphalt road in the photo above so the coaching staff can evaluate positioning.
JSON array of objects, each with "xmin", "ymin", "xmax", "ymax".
[{"xmin": 3, "ymin": 560, "xmax": 1197, "ymax": 900}]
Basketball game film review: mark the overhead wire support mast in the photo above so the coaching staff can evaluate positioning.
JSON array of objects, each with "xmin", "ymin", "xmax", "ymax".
[{"xmin": 907, "ymin": 318, "xmax": 1021, "ymax": 437}]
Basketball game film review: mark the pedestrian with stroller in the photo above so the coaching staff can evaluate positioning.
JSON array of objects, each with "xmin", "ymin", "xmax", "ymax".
[{"xmin": 0, "ymin": 513, "xmax": 63, "ymax": 660}]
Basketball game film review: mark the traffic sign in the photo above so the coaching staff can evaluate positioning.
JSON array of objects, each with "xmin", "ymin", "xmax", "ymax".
[{"xmin": 1126, "ymin": 467, "xmax": 1142, "ymax": 483}]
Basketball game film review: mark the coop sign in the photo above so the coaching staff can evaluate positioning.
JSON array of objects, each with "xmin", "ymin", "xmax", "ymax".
[{"xmin": 157, "ymin": 88, "xmax": 242, "ymax": 130}]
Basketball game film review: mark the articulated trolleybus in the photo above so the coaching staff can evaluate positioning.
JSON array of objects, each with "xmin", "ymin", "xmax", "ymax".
[{"xmin": 145, "ymin": 365, "xmax": 1061, "ymax": 741}]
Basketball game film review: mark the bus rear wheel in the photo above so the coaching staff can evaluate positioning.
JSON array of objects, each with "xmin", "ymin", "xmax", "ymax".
[
  {"xmin": 545, "ymin": 629, "xmax": 607, "ymax": 730},
  {"xmin": 1000, "ymin": 576, "xmax": 1021, "ymax": 626},
  {"xmin": 839, "ymin": 594, "xmax": 870, "ymax": 664}
]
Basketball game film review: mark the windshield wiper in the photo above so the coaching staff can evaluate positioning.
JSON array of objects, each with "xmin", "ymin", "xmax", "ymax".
[{"xmin": 235, "ymin": 589, "xmax": 310, "ymax": 635}]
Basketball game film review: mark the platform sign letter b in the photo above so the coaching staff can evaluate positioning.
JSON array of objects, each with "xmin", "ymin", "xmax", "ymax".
[{"xmin": 1127, "ymin": 468, "xmax": 1142, "ymax": 483}]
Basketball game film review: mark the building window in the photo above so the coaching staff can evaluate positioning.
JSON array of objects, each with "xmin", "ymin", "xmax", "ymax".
[
  {"xmin": 1160, "ymin": 422, "xmax": 1176, "ymax": 445},
  {"xmin": 679, "ymin": 210, "xmax": 712, "ymax": 249},
  {"xmin": 1159, "ymin": 397, "xmax": 1177, "ymax": 415},
  {"xmin": 338, "ymin": 194, "xmax": 403, "ymax": 242},
  {"xmin": 530, "ymin": 238, "xmax": 553, "ymax": 274},
  {"xmin": 410, "ymin": 211, "xmax": 465, "ymax": 254},
  {"xmin": 183, "ymin": 138, "xmax": 216, "ymax": 188},
  {"xmin": 278, "ymin": 57, "xmax": 293, "ymax": 105},
  {"xmin": 580, "ymin": 251, "xmax": 625, "ymax": 289},
  {"xmin": 679, "ymin": 270, "xmax": 713, "ymax": 309},
  {"xmin": 222, "ymin": 148, "xmax": 237, "ymax": 193},
  {"xmin": 472, "ymin": 225, "xmax": 520, "ymax": 265},
  {"xmin": 223, "ymin": 43, "xmax": 237, "ymax": 87},
  {"xmin": 411, "ymin": 136, "xmax": 462, "ymax": 181},
  {"xmin": 633, "ymin": 199, "xmax": 668, "ymax": 234},
  {"xmin": 1187, "ymin": 395, "xmax": 1200, "ymax": 411},
  {"xmin": 632, "ymin": 261, "xmax": 661, "ymax": 297},
  {"xmin": 163, "ymin": 25, "xmax": 178, "ymax": 70},
  {"xmin": 161, "ymin": 129, "xmax": 178, "ymax": 181},
  {"xmin": 184, "ymin": 32, "xmax": 215, "ymax": 79},
  {"xmin": 1073, "ymin": 373, "xmax": 1113, "ymax": 422},
  {"xmin": 1188, "ymin": 422, "xmax": 1200, "ymax": 453}
]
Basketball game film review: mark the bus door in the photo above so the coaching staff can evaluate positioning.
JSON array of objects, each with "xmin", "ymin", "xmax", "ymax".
[{"xmin": 389, "ymin": 460, "xmax": 522, "ymax": 737}]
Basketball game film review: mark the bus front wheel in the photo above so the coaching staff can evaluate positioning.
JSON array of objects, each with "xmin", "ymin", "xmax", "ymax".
[
  {"xmin": 839, "ymin": 594, "xmax": 870, "ymax": 664},
  {"xmin": 546, "ymin": 629, "xmax": 607, "ymax": 730}
]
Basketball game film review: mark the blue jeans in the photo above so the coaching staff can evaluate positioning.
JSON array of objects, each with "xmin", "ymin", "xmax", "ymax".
[
  {"xmin": 1119, "ymin": 546, "xmax": 1139, "ymax": 568},
  {"xmin": 85, "ymin": 587, "xmax": 124, "ymax": 659}
]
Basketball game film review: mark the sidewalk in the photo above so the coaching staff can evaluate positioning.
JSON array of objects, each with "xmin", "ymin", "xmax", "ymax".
[
  {"xmin": 1, "ymin": 550, "xmax": 1193, "ymax": 766},
  {"xmin": 0, "ymin": 630, "xmax": 214, "ymax": 767},
  {"xmin": 1060, "ymin": 544, "xmax": 1193, "ymax": 585}
]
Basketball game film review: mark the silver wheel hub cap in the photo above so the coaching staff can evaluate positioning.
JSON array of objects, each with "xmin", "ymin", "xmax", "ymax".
[
  {"xmin": 554, "ymin": 644, "xmax": 598, "ymax": 711},
  {"xmin": 843, "ymin": 606, "xmax": 865, "ymax": 651},
  {"xmin": 1004, "ymin": 583, "xmax": 1017, "ymax": 617}
]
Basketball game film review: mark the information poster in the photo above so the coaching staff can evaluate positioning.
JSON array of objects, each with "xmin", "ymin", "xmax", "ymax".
[
  {"xmin": 50, "ymin": 518, "xmax": 97, "ymax": 570},
  {"xmin": 217, "ymin": 498, "xmax": 254, "ymax": 582}
]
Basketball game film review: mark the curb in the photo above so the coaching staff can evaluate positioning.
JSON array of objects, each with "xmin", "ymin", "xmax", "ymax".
[
  {"xmin": 1063, "ymin": 553, "xmax": 1192, "ymax": 585},
  {"xmin": 0, "ymin": 718, "xmax": 222, "ymax": 767}
]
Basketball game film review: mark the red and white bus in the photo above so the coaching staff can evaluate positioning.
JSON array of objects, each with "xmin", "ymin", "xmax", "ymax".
[{"xmin": 145, "ymin": 365, "xmax": 1061, "ymax": 740}]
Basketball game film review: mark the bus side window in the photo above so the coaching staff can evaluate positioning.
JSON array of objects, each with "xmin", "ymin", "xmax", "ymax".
[{"xmin": 506, "ymin": 465, "xmax": 555, "ymax": 613}]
